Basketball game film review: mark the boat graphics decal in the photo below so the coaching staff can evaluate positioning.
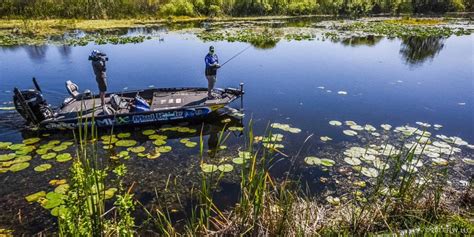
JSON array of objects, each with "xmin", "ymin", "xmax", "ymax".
[{"xmin": 43, "ymin": 107, "xmax": 212, "ymax": 129}]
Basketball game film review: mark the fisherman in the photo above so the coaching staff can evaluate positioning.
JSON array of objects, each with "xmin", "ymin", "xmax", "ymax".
[
  {"xmin": 89, "ymin": 49, "xmax": 108, "ymax": 107},
  {"xmin": 205, "ymin": 46, "xmax": 220, "ymax": 99}
]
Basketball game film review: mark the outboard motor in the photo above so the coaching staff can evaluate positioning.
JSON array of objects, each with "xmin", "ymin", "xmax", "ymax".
[{"xmin": 13, "ymin": 83, "xmax": 53, "ymax": 125}]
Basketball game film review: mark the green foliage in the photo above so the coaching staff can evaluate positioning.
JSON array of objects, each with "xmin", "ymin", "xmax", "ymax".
[{"xmin": 1, "ymin": 0, "xmax": 471, "ymax": 19}]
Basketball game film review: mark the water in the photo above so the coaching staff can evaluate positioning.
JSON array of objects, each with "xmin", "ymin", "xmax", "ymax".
[{"xmin": 0, "ymin": 21, "xmax": 473, "ymax": 233}]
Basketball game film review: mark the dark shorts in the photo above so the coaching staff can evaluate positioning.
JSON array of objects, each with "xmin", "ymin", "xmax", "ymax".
[{"xmin": 95, "ymin": 73, "xmax": 107, "ymax": 92}]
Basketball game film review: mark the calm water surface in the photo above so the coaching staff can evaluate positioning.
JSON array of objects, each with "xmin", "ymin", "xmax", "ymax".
[{"xmin": 0, "ymin": 24, "xmax": 473, "ymax": 233}]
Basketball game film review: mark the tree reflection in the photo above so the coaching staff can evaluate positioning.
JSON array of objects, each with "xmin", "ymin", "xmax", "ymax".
[
  {"xmin": 400, "ymin": 36, "xmax": 445, "ymax": 66},
  {"xmin": 340, "ymin": 35, "xmax": 383, "ymax": 47}
]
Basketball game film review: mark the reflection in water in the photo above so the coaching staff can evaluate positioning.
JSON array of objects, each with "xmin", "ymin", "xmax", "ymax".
[
  {"xmin": 400, "ymin": 36, "xmax": 445, "ymax": 66},
  {"xmin": 340, "ymin": 35, "xmax": 383, "ymax": 47},
  {"xmin": 23, "ymin": 45, "xmax": 49, "ymax": 62},
  {"xmin": 57, "ymin": 45, "xmax": 72, "ymax": 59}
]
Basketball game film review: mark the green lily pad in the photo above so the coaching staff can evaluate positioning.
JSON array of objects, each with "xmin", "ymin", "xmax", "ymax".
[
  {"xmin": 54, "ymin": 184, "xmax": 70, "ymax": 194},
  {"xmin": 36, "ymin": 148, "xmax": 49, "ymax": 155},
  {"xmin": 42, "ymin": 196, "xmax": 63, "ymax": 209},
  {"xmin": 201, "ymin": 163, "xmax": 218, "ymax": 173},
  {"xmin": 0, "ymin": 141, "xmax": 13, "ymax": 149},
  {"xmin": 101, "ymin": 135, "xmax": 117, "ymax": 141},
  {"xmin": 381, "ymin": 124, "xmax": 392, "ymax": 131},
  {"xmin": 361, "ymin": 167, "xmax": 379, "ymax": 178},
  {"xmin": 238, "ymin": 151, "xmax": 252, "ymax": 159},
  {"xmin": 153, "ymin": 139, "xmax": 167, "ymax": 146},
  {"xmin": 288, "ymin": 127, "xmax": 302, "ymax": 133},
  {"xmin": 147, "ymin": 151, "xmax": 161, "ymax": 159},
  {"xmin": 52, "ymin": 145, "xmax": 68, "ymax": 152},
  {"xmin": 34, "ymin": 164, "xmax": 52, "ymax": 172},
  {"xmin": 179, "ymin": 138, "xmax": 190, "ymax": 144},
  {"xmin": 344, "ymin": 157, "xmax": 362, "ymax": 166},
  {"xmin": 232, "ymin": 157, "xmax": 245, "ymax": 164},
  {"xmin": 9, "ymin": 162, "xmax": 30, "ymax": 172},
  {"xmin": 102, "ymin": 137, "xmax": 119, "ymax": 145},
  {"xmin": 127, "ymin": 146, "xmax": 145, "ymax": 153},
  {"xmin": 185, "ymin": 142, "xmax": 197, "ymax": 148},
  {"xmin": 0, "ymin": 153, "xmax": 16, "ymax": 161},
  {"xmin": 320, "ymin": 136, "xmax": 332, "ymax": 142},
  {"xmin": 56, "ymin": 153, "xmax": 72, "ymax": 162},
  {"xmin": 41, "ymin": 152, "xmax": 57, "ymax": 160},
  {"xmin": 218, "ymin": 164, "xmax": 234, "ymax": 172},
  {"xmin": 61, "ymin": 141, "xmax": 74, "ymax": 146},
  {"xmin": 23, "ymin": 137, "xmax": 41, "ymax": 145},
  {"xmin": 50, "ymin": 205, "xmax": 68, "ymax": 217},
  {"xmin": 432, "ymin": 158, "xmax": 448, "ymax": 166},
  {"xmin": 304, "ymin": 156, "xmax": 321, "ymax": 165},
  {"xmin": 25, "ymin": 191, "xmax": 46, "ymax": 202},
  {"xmin": 228, "ymin": 126, "xmax": 244, "ymax": 132},
  {"xmin": 14, "ymin": 155, "xmax": 32, "ymax": 163},
  {"xmin": 142, "ymin": 130, "xmax": 156, "ymax": 135},
  {"xmin": 9, "ymin": 144, "xmax": 26, "ymax": 150},
  {"xmin": 157, "ymin": 146, "xmax": 172, "ymax": 153},
  {"xmin": 103, "ymin": 145, "xmax": 114, "ymax": 149},
  {"xmin": 353, "ymin": 181, "xmax": 366, "ymax": 188},
  {"xmin": 115, "ymin": 140, "xmax": 137, "ymax": 147},
  {"xmin": 15, "ymin": 146, "xmax": 35, "ymax": 155},
  {"xmin": 320, "ymin": 159, "xmax": 335, "ymax": 167},
  {"xmin": 149, "ymin": 134, "xmax": 167, "ymax": 140},
  {"xmin": 118, "ymin": 151, "xmax": 130, "ymax": 159},
  {"xmin": 117, "ymin": 133, "xmax": 131, "ymax": 138}
]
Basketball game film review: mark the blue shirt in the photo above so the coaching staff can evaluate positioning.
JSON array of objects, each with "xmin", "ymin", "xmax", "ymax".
[
  {"xmin": 205, "ymin": 53, "xmax": 219, "ymax": 75},
  {"xmin": 205, "ymin": 53, "xmax": 219, "ymax": 68}
]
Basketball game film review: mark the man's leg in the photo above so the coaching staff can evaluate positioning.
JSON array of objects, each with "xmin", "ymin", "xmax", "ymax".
[
  {"xmin": 206, "ymin": 75, "xmax": 216, "ymax": 98},
  {"xmin": 100, "ymin": 92, "xmax": 105, "ymax": 106}
]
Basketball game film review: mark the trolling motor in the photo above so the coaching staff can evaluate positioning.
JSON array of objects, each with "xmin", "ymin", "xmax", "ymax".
[{"xmin": 13, "ymin": 78, "xmax": 54, "ymax": 125}]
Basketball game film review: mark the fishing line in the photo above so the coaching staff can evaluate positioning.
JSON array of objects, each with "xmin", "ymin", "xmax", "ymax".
[{"xmin": 220, "ymin": 45, "xmax": 252, "ymax": 67}]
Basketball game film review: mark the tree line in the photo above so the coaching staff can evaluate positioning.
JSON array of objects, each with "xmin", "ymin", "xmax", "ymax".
[{"xmin": 1, "ymin": 0, "xmax": 471, "ymax": 19}]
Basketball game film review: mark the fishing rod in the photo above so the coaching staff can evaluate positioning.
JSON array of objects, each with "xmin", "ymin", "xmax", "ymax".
[{"xmin": 220, "ymin": 45, "xmax": 252, "ymax": 67}]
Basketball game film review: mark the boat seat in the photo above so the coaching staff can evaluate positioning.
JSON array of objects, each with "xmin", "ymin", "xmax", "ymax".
[
  {"xmin": 110, "ymin": 94, "xmax": 129, "ymax": 111},
  {"xmin": 65, "ymin": 80, "xmax": 91, "ymax": 100}
]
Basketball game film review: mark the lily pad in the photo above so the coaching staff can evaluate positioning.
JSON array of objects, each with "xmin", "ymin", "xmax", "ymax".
[
  {"xmin": 337, "ymin": 91, "xmax": 347, "ymax": 95},
  {"xmin": 9, "ymin": 162, "xmax": 30, "ymax": 172},
  {"xmin": 184, "ymin": 142, "xmax": 198, "ymax": 148},
  {"xmin": 157, "ymin": 146, "xmax": 172, "ymax": 153},
  {"xmin": 128, "ymin": 146, "xmax": 145, "ymax": 153},
  {"xmin": 149, "ymin": 134, "xmax": 167, "ymax": 140},
  {"xmin": 344, "ymin": 157, "xmax": 362, "ymax": 166},
  {"xmin": 9, "ymin": 144, "xmax": 26, "ymax": 150},
  {"xmin": 304, "ymin": 156, "xmax": 321, "ymax": 165},
  {"xmin": 228, "ymin": 126, "xmax": 244, "ymax": 132},
  {"xmin": 0, "ymin": 153, "xmax": 16, "ymax": 161},
  {"xmin": 115, "ymin": 140, "xmax": 137, "ymax": 147},
  {"xmin": 380, "ymin": 124, "xmax": 392, "ymax": 131},
  {"xmin": 201, "ymin": 163, "xmax": 218, "ymax": 173},
  {"xmin": 50, "ymin": 205, "xmax": 68, "ymax": 217},
  {"xmin": 54, "ymin": 184, "xmax": 70, "ymax": 194},
  {"xmin": 153, "ymin": 139, "xmax": 167, "ymax": 146},
  {"xmin": 147, "ymin": 151, "xmax": 161, "ymax": 159},
  {"xmin": 432, "ymin": 158, "xmax": 448, "ymax": 166},
  {"xmin": 0, "ymin": 142, "xmax": 12, "ymax": 149},
  {"xmin": 462, "ymin": 158, "xmax": 474, "ymax": 165},
  {"xmin": 36, "ymin": 148, "xmax": 49, "ymax": 155},
  {"xmin": 329, "ymin": 120, "xmax": 342, "ymax": 126},
  {"xmin": 25, "ymin": 191, "xmax": 46, "ymax": 202},
  {"xmin": 320, "ymin": 136, "xmax": 332, "ymax": 142},
  {"xmin": 23, "ymin": 137, "xmax": 41, "ymax": 145},
  {"xmin": 52, "ymin": 145, "xmax": 68, "ymax": 152},
  {"xmin": 34, "ymin": 164, "xmax": 52, "ymax": 172},
  {"xmin": 361, "ymin": 167, "xmax": 379, "ymax": 178},
  {"xmin": 41, "ymin": 152, "xmax": 57, "ymax": 160},
  {"xmin": 238, "ymin": 151, "xmax": 252, "ymax": 159},
  {"xmin": 345, "ymin": 121, "xmax": 357, "ymax": 126},
  {"xmin": 343, "ymin": 130, "xmax": 358, "ymax": 136},
  {"xmin": 117, "ymin": 133, "xmax": 131, "ymax": 138},
  {"xmin": 217, "ymin": 164, "xmax": 234, "ymax": 172},
  {"xmin": 320, "ymin": 159, "xmax": 335, "ymax": 167},
  {"xmin": 179, "ymin": 138, "xmax": 190, "ymax": 144},
  {"xmin": 49, "ymin": 179, "xmax": 67, "ymax": 186},
  {"xmin": 14, "ymin": 155, "xmax": 32, "ymax": 163},
  {"xmin": 142, "ymin": 130, "xmax": 156, "ymax": 135},
  {"xmin": 288, "ymin": 127, "xmax": 302, "ymax": 134},
  {"xmin": 56, "ymin": 153, "xmax": 72, "ymax": 162},
  {"xmin": 232, "ymin": 157, "xmax": 245, "ymax": 164},
  {"xmin": 42, "ymin": 196, "xmax": 63, "ymax": 209}
]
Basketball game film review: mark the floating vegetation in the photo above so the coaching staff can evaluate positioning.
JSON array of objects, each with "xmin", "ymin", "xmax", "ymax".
[
  {"xmin": 361, "ymin": 167, "xmax": 379, "ymax": 178},
  {"xmin": 156, "ymin": 146, "xmax": 172, "ymax": 153},
  {"xmin": 304, "ymin": 156, "xmax": 321, "ymax": 165},
  {"xmin": 180, "ymin": 138, "xmax": 197, "ymax": 148},
  {"xmin": 217, "ymin": 164, "xmax": 234, "ymax": 172},
  {"xmin": 23, "ymin": 137, "xmax": 41, "ymax": 145},
  {"xmin": 25, "ymin": 191, "xmax": 46, "ymax": 203},
  {"xmin": 271, "ymin": 123, "xmax": 301, "ymax": 133},
  {"xmin": 146, "ymin": 150, "xmax": 161, "ymax": 159},
  {"xmin": 201, "ymin": 163, "xmax": 218, "ymax": 173},
  {"xmin": 329, "ymin": 120, "xmax": 342, "ymax": 126},
  {"xmin": 343, "ymin": 130, "xmax": 358, "ymax": 136},
  {"xmin": 228, "ymin": 126, "xmax": 244, "ymax": 132},
  {"xmin": 34, "ymin": 164, "xmax": 52, "ymax": 172},
  {"xmin": 142, "ymin": 130, "xmax": 156, "ymax": 135},
  {"xmin": 56, "ymin": 153, "xmax": 72, "ymax": 162},
  {"xmin": 117, "ymin": 132, "xmax": 131, "ymax": 138},
  {"xmin": 41, "ymin": 152, "xmax": 57, "ymax": 160},
  {"xmin": 54, "ymin": 184, "xmax": 70, "ymax": 194},
  {"xmin": 104, "ymin": 188, "xmax": 118, "ymax": 200},
  {"xmin": 9, "ymin": 162, "xmax": 30, "ymax": 172},
  {"xmin": 8, "ymin": 143, "xmax": 26, "ymax": 150},
  {"xmin": 232, "ymin": 157, "xmax": 245, "ymax": 164},
  {"xmin": 52, "ymin": 144, "xmax": 68, "ymax": 152},
  {"xmin": 127, "ymin": 146, "xmax": 146, "ymax": 153},
  {"xmin": 320, "ymin": 136, "xmax": 332, "ymax": 142},
  {"xmin": 337, "ymin": 91, "xmax": 348, "ymax": 95},
  {"xmin": 326, "ymin": 196, "xmax": 340, "ymax": 206},
  {"xmin": 344, "ymin": 157, "xmax": 362, "ymax": 166},
  {"xmin": 115, "ymin": 140, "xmax": 138, "ymax": 147},
  {"xmin": 149, "ymin": 134, "xmax": 167, "ymax": 140},
  {"xmin": 0, "ymin": 153, "xmax": 16, "ymax": 161}
]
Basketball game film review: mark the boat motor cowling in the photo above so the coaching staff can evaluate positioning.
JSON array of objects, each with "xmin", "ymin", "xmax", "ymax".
[{"xmin": 13, "ymin": 88, "xmax": 53, "ymax": 125}]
